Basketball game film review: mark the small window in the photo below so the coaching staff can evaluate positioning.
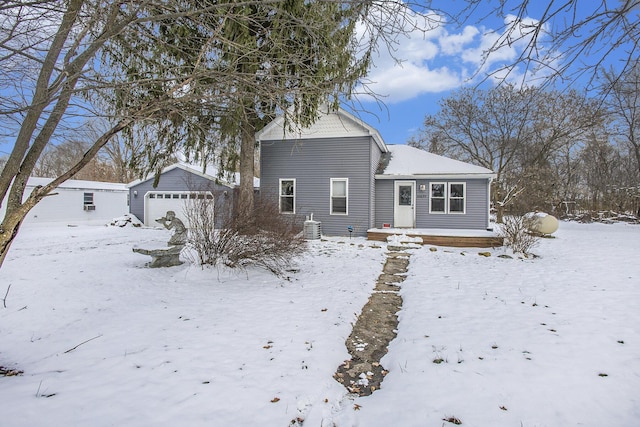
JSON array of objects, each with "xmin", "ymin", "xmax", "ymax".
[
  {"xmin": 429, "ymin": 183, "xmax": 446, "ymax": 213},
  {"xmin": 449, "ymin": 183, "xmax": 466, "ymax": 213},
  {"xmin": 149, "ymin": 194, "xmax": 156, "ymax": 199},
  {"xmin": 398, "ymin": 184, "xmax": 413, "ymax": 206},
  {"xmin": 279, "ymin": 179, "xmax": 295, "ymax": 213},
  {"xmin": 180, "ymin": 194, "xmax": 188, "ymax": 199},
  {"xmin": 83, "ymin": 192, "xmax": 94, "ymax": 206},
  {"xmin": 330, "ymin": 178, "xmax": 348, "ymax": 215}
]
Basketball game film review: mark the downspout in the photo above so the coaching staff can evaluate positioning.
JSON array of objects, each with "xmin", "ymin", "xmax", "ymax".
[{"xmin": 487, "ymin": 177, "xmax": 494, "ymax": 231}]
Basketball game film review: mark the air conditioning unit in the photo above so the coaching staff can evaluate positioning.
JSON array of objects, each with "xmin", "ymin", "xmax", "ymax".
[
  {"xmin": 84, "ymin": 204, "xmax": 96, "ymax": 211},
  {"xmin": 303, "ymin": 214, "xmax": 321, "ymax": 240}
]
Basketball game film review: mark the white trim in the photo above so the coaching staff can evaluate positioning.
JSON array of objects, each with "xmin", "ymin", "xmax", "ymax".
[
  {"xmin": 256, "ymin": 107, "xmax": 388, "ymax": 153},
  {"xmin": 279, "ymin": 178, "xmax": 296, "ymax": 214},
  {"xmin": 448, "ymin": 182, "xmax": 466, "ymax": 214},
  {"xmin": 330, "ymin": 178, "xmax": 348, "ymax": 215},
  {"xmin": 393, "ymin": 180, "xmax": 416, "ymax": 228},
  {"xmin": 429, "ymin": 182, "xmax": 446, "ymax": 214},
  {"xmin": 376, "ymin": 173, "xmax": 495, "ymax": 180},
  {"xmin": 428, "ymin": 182, "xmax": 467, "ymax": 214}
]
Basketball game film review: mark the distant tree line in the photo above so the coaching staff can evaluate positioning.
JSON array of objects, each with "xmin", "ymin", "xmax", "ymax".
[{"xmin": 409, "ymin": 66, "xmax": 640, "ymax": 220}]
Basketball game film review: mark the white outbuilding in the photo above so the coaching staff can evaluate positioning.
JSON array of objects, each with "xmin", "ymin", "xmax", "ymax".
[{"xmin": 1, "ymin": 177, "xmax": 129, "ymax": 225}]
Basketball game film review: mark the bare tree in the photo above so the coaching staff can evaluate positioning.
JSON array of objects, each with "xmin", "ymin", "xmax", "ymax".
[
  {"xmin": 33, "ymin": 139, "xmax": 119, "ymax": 182},
  {"xmin": 429, "ymin": 0, "xmax": 640, "ymax": 91},
  {"xmin": 410, "ymin": 84, "xmax": 537, "ymax": 221},
  {"xmin": 604, "ymin": 65, "xmax": 640, "ymax": 188},
  {"xmin": 411, "ymin": 85, "xmax": 602, "ymax": 220}
]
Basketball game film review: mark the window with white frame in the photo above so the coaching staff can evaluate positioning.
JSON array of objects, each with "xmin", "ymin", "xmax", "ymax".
[
  {"xmin": 429, "ymin": 183, "xmax": 446, "ymax": 213},
  {"xmin": 330, "ymin": 178, "xmax": 348, "ymax": 215},
  {"xmin": 279, "ymin": 179, "xmax": 295, "ymax": 213},
  {"xmin": 448, "ymin": 183, "xmax": 466, "ymax": 213},
  {"xmin": 429, "ymin": 182, "xmax": 466, "ymax": 214}
]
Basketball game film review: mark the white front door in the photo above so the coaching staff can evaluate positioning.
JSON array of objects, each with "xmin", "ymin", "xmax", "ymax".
[{"xmin": 394, "ymin": 181, "xmax": 416, "ymax": 228}]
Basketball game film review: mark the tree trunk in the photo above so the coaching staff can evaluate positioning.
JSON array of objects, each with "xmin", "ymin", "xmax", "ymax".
[
  {"xmin": 238, "ymin": 124, "xmax": 256, "ymax": 214},
  {"xmin": 0, "ymin": 193, "xmax": 43, "ymax": 269},
  {"xmin": 491, "ymin": 181, "xmax": 504, "ymax": 223},
  {"xmin": 0, "ymin": 120, "xmax": 131, "ymax": 270}
]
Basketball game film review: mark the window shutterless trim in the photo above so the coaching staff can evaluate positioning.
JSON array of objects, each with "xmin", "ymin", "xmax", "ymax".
[
  {"xmin": 448, "ymin": 182, "xmax": 466, "ymax": 214},
  {"xmin": 330, "ymin": 178, "xmax": 348, "ymax": 215},
  {"xmin": 279, "ymin": 178, "xmax": 296, "ymax": 214},
  {"xmin": 429, "ymin": 182, "xmax": 446, "ymax": 214}
]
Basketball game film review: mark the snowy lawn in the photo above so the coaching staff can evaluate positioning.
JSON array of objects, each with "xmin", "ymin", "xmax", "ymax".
[{"xmin": 0, "ymin": 221, "xmax": 639, "ymax": 426}]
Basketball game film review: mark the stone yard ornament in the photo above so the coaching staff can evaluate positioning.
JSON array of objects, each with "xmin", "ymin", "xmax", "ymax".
[{"xmin": 133, "ymin": 211, "xmax": 186, "ymax": 267}]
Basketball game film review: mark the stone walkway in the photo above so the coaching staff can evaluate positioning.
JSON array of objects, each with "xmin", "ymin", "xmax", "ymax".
[{"xmin": 334, "ymin": 243, "xmax": 415, "ymax": 396}]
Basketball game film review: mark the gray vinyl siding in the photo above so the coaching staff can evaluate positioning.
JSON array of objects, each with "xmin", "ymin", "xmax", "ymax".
[
  {"xmin": 260, "ymin": 136, "xmax": 376, "ymax": 237},
  {"xmin": 369, "ymin": 143, "xmax": 382, "ymax": 229},
  {"xmin": 375, "ymin": 178, "xmax": 490, "ymax": 230},
  {"xmin": 129, "ymin": 167, "xmax": 231, "ymax": 224},
  {"xmin": 374, "ymin": 180, "xmax": 394, "ymax": 228}
]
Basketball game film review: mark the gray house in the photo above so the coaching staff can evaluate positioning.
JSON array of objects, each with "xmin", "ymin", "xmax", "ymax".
[
  {"xmin": 258, "ymin": 108, "xmax": 501, "ymax": 246},
  {"xmin": 127, "ymin": 163, "xmax": 238, "ymax": 227}
]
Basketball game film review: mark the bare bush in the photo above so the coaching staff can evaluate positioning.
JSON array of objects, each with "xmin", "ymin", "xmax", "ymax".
[
  {"xmin": 498, "ymin": 215, "xmax": 540, "ymax": 256},
  {"xmin": 185, "ymin": 193, "xmax": 306, "ymax": 275},
  {"xmin": 184, "ymin": 193, "xmax": 218, "ymax": 265}
]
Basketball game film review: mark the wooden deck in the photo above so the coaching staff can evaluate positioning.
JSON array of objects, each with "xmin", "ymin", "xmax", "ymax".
[{"xmin": 367, "ymin": 228, "xmax": 504, "ymax": 248}]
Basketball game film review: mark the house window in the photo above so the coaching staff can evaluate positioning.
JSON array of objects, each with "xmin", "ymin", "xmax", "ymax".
[
  {"xmin": 429, "ymin": 182, "xmax": 466, "ymax": 214},
  {"xmin": 429, "ymin": 183, "xmax": 446, "ymax": 213},
  {"xmin": 279, "ymin": 179, "xmax": 295, "ymax": 213},
  {"xmin": 449, "ymin": 183, "xmax": 466, "ymax": 213},
  {"xmin": 330, "ymin": 178, "xmax": 348, "ymax": 215}
]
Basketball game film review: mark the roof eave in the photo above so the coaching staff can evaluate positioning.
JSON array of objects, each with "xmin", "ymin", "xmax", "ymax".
[
  {"xmin": 375, "ymin": 173, "xmax": 496, "ymax": 180},
  {"xmin": 127, "ymin": 163, "xmax": 236, "ymax": 189}
]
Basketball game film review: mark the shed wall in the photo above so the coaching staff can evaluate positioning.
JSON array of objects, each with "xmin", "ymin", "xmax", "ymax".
[
  {"xmin": 1, "ymin": 186, "xmax": 128, "ymax": 224},
  {"xmin": 129, "ymin": 168, "xmax": 232, "ymax": 226}
]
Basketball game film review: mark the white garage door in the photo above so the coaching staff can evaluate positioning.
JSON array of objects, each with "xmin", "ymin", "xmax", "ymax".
[{"xmin": 144, "ymin": 191, "xmax": 212, "ymax": 226}]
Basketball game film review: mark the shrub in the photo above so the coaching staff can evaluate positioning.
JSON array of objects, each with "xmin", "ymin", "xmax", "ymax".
[
  {"xmin": 185, "ymin": 193, "xmax": 306, "ymax": 275},
  {"xmin": 498, "ymin": 215, "xmax": 540, "ymax": 256}
]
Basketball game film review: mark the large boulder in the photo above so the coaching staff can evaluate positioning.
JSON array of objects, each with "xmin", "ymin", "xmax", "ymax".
[{"xmin": 527, "ymin": 212, "xmax": 559, "ymax": 235}]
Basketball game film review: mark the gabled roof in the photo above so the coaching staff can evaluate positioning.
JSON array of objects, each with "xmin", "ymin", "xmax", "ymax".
[
  {"xmin": 127, "ymin": 163, "xmax": 260, "ymax": 189},
  {"xmin": 27, "ymin": 177, "xmax": 128, "ymax": 192},
  {"xmin": 376, "ymin": 145, "xmax": 495, "ymax": 179},
  {"xmin": 256, "ymin": 107, "xmax": 388, "ymax": 153}
]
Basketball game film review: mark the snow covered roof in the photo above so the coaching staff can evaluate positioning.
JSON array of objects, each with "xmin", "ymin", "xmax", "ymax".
[
  {"xmin": 376, "ymin": 145, "xmax": 495, "ymax": 179},
  {"xmin": 256, "ymin": 107, "xmax": 387, "ymax": 153},
  {"xmin": 126, "ymin": 163, "xmax": 260, "ymax": 189},
  {"xmin": 27, "ymin": 177, "xmax": 128, "ymax": 192}
]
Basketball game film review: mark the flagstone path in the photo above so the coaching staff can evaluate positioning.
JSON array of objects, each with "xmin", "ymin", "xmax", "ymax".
[{"xmin": 334, "ymin": 243, "xmax": 416, "ymax": 396}]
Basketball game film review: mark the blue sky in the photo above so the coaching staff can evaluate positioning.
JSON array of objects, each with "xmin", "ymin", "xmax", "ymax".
[
  {"xmin": 348, "ymin": 1, "xmax": 630, "ymax": 145},
  {"xmin": 1, "ymin": 1, "xmax": 632, "ymax": 155}
]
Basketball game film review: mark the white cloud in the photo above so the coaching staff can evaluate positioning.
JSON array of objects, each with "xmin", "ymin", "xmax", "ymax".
[
  {"xmin": 365, "ymin": 62, "xmax": 461, "ymax": 103},
  {"xmin": 439, "ymin": 25, "xmax": 480, "ymax": 55},
  {"xmin": 357, "ymin": 5, "xmax": 551, "ymax": 104}
]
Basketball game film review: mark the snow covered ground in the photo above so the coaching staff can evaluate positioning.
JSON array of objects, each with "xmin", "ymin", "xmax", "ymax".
[{"xmin": 0, "ymin": 220, "xmax": 638, "ymax": 426}]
